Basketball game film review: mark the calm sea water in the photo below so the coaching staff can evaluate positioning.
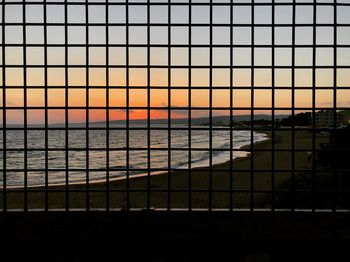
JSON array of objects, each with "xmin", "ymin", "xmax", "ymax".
[{"xmin": 0, "ymin": 125, "xmax": 268, "ymax": 188}]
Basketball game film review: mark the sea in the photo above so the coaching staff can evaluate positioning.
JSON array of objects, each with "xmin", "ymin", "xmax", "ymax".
[{"xmin": 0, "ymin": 124, "xmax": 268, "ymax": 188}]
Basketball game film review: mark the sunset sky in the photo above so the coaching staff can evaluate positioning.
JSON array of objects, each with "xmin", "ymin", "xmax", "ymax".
[{"xmin": 1, "ymin": 2, "xmax": 350, "ymax": 124}]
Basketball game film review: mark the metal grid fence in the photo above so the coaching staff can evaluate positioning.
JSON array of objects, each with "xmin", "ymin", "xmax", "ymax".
[{"xmin": 0, "ymin": 0, "xmax": 350, "ymax": 211}]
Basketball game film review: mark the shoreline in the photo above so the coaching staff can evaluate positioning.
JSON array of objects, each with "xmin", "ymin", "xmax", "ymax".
[
  {"xmin": 0, "ymin": 130, "xmax": 330, "ymax": 209},
  {"xmin": 3, "ymin": 130, "xmax": 270, "ymax": 190}
]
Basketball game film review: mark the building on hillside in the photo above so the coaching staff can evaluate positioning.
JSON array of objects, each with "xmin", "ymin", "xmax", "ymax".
[
  {"xmin": 342, "ymin": 110, "xmax": 350, "ymax": 125},
  {"xmin": 315, "ymin": 110, "xmax": 350, "ymax": 127}
]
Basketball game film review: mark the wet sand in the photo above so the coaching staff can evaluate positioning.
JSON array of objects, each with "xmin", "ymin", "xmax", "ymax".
[{"xmin": 1, "ymin": 130, "xmax": 329, "ymax": 210}]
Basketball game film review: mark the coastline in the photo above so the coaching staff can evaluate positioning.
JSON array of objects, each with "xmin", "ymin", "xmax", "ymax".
[
  {"xmin": 2, "ymin": 130, "xmax": 270, "ymax": 189},
  {"xmin": 1, "ymin": 130, "xmax": 329, "ymax": 209}
]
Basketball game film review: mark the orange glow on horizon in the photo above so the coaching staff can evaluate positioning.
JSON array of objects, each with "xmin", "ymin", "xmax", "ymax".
[{"xmin": 2, "ymin": 68, "xmax": 350, "ymax": 124}]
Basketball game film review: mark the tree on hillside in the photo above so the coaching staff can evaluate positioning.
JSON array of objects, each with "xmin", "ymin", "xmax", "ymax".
[{"xmin": 280, "ymin": 112, "xmax": 312, "ymax": 127}]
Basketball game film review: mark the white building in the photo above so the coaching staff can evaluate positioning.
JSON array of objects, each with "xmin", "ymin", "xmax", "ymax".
[{"xmin": 315, "ymin": 110, "xmax": 350, "ymax": 127}]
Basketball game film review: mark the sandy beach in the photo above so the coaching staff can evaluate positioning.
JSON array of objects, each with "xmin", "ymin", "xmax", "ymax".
[{"xmin": 1, "ymin": 130, "xmax": 329, "ymax": 210}]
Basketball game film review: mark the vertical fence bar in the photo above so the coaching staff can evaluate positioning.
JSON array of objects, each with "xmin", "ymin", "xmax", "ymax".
[
  {"xmin": 332, "ymin": 0, "xmax": 337, "ymax": 212},
  {"xmin": 106, "ymin": 0, "xmax": 110, "ymax": 211},
  {"xmin": 2, "ymin": 1, "xmax": 7, "ymax": 212},
  {"xmin": 271, "ymin": 0, "xmax": 276, "ymax": 211},
  {"xmin": 188, "ymin": 0, "xmax": 192, "ymax": 211},
  {"xmin": 291, "ymin": 0, "xmax": 296, "ymax": 212},
  {"xmin": 250, "ymin": 0, "xmax": 255, "ymax": 211},
  {"xmin": 22, "ymin": 1, "xmax": 28, "ymax": 211},
  {"xmin": 167, "ymin": 2, "xmax": 172, "ymax": 211},
  {"xmin": 126, "ymin": 0, "xmax": 130, "ymax": 211},
  {"xmin": 147, "ymin": 0, "xmax": 151, "ymax": 210},
  {"xmin": 85, "ymin": 0, "xmax": 90, "ymax": 211},
  {"xmin": 64, "ymin": 0, "xmax": 69, "ymax": 211},
  {"xmin": 229, "ymin": 0, "xmax": 233, "ymax": 211},
  {"xmin": 208, "ymin": 0, "xmax": 213, "ymax": 211},
  {"xmin": 44, "ymin": 0, "xmax": 49, "ymax": 211},
  {"xmin": 312, "ymin": 0, "xmax": 317, "ymax": 212}
]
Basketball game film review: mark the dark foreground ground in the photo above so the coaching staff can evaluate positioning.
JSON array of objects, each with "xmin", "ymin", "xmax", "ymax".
[{"xmin": 1, "ymin": 211, "xmax": 350, "ymax": 261}]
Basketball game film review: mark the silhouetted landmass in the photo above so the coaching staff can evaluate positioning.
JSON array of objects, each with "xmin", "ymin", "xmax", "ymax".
[
  {"xmin": 280, "ymin": 112, "xmax": 312, "ymax": 127},
  {"xmin": 195, "ymin": 115, "xmax": 288, "ymax": 127},
  {"xmin": 106, "ymin": 114, "xmax": 289, "ymax": 126},
  {"xmin": 232, "ymin": 119, "xmax": 274, "ymax": 129}
]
